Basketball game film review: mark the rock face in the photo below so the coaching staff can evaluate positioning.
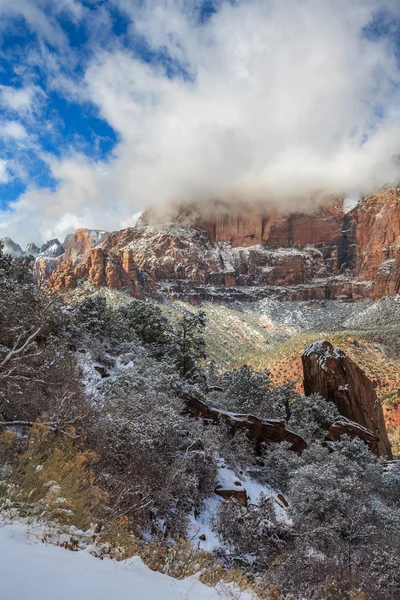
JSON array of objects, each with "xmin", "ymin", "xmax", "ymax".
[
  {"xmin": 302, "ymin": 341, "xmax": 392, "ymax": 457},
  {"xmin": 25, "ymin": 243, "xmax": 39, "ymax": 256},
  {"xmin": 40, "ymin": 199, "xmax": 353, "ymax": 301},
  {"xmin": 38, "ymin": 239, "xmax": 64, "ymax": 258},
  {"xmin": 63, "ymin": 229, "xmax": 109, "ymax": 263},
  {"xmin": 33, "ymin": 185, "xmax": 400, "ymax": 303},
  {"xmin": 344, "ymin": 186, "xmax": 400, "ymax": 298},
  {"xmin": 328, "ymin": 416, "xmax": 381, "ymax": 448},
  {"xmin": 215, "ymin": 483, "xmax": 248, "ymax": 507}
]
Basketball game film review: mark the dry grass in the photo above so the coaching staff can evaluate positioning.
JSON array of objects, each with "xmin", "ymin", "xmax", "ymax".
[{"xmin": 0, "ymin": 423, "xmax": 104, "ymax": 528}]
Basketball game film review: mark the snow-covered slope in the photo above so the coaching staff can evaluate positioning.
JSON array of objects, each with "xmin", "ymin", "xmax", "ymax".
[
  {"xmin": 0, "ymin": 237, "xmax": 24, "ymax": 257},
  {"xmin": 0, "ymin": 523, "xmax": 253, "ymax": 600}
]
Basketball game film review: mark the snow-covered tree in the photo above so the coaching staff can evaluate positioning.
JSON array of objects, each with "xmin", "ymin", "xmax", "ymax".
[
  {"xmin": 0, "ymin": 244, "xmax": 86, "ymax": 429},
  {"xmin": 213, "ymin": 493, "xmax": 292, "ymax": 569},
  {"xmin": 170, "ymin": 310, "xmax": 206, "ymax": 379},
  {"xmin": 288, "ymin": 392, "xmax": 340, "ymax": 442}
]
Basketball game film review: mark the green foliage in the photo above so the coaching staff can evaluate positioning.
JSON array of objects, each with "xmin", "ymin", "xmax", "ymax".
[
  {"xmin": 76, "ymin": 295, "xmax": 108, "ymax": 337},
  {"xmin": 110, "ymin": 301, "xmax": 171, "ymax": 349},
  {"xmin": 222, "ymin": 365, "xmax": 272, "ymax": 413},
  {"xmin": 212, "ymin": 364, "xmax": 299, "ymax": 421},
  {"xmin": 170, "ymin": 310, "xmax": 206, "ymax": 379}
]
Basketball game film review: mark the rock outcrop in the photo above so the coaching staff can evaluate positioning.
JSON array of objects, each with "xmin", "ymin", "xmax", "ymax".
[
  {"xmin": 302, "ymin": 341, "xmax": 392, "ymax": 457},
  {"xmin": 345, "ymin": 186, "xmax": 400, "ymax": 298},
  {"xmin": 184, "ymin": 394, "xmax": 307, "ymax": 454},
  {"xmin": 215, "ymin": 482, "xmax": 248, "ymax": 507},
  {"xmin": 63, "ymin": 229, "xmax": 109, "ymax": 263},
  {"xmin": 39, "ymin": 198, "xmax": 357, "ymax": 302},
  {"xmin": 38, "ymin": 239, "xmax": 64, "ymax": 258},
  {"xmin": 25, "ymin": 243, "xmax": 39, "ymax": 256},
  {"xmin": 328, "ymin": 416, "xmax": 381, "ymax": 448}
]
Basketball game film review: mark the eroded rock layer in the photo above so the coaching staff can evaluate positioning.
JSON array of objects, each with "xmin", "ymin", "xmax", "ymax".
[
  {"xmin": 39, "ymin": 186, "xmax": 400, "ymax": 303},
  {"xmin": 184, "ymin": 394, "xmax": 307, "ymax": 454}
]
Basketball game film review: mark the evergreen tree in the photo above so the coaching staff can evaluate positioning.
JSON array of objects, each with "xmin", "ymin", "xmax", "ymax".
[{"xmin": 171, "ymin": 310, "xmax": 206, "ymax": 378}]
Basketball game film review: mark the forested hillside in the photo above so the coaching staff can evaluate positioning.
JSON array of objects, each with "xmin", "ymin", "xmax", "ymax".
[{"xmin": 1, "ymin": 246, "xmax": 400, "ymax": 600}]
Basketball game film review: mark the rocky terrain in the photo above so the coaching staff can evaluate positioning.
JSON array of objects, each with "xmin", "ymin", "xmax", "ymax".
[
  {"xmin": 3, "ymin": 184, "xmax": 400, "ymax": 304},
  {"xmin": 3, "ymin": 185, "xmax": 400, "ymax": 450}
]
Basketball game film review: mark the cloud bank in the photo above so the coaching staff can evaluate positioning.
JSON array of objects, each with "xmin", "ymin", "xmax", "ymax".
[{"xmin": 1, "ymin": 0, "xmax": 400, "ymax": 245}]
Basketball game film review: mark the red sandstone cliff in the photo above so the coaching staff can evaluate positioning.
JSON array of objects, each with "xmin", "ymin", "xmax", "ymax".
[
  {"xmin": 40, "ymin": 186, "xmax": 400, "ymax": 303},
  {"xmin": 345, "ymin": 186, "xmax": 400, "ymax": 298},
  {"xmin": 302, "ymin": 341, "xmax": 392, "ymax": 458}
]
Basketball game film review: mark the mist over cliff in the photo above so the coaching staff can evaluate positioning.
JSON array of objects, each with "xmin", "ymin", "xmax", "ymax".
[{"xmin": 1, "ymin": 0, "xmax": 400, "ymax": 246}]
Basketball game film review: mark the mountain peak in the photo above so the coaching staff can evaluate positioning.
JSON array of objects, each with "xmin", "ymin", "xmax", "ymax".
[{"xmin": 0, "ymin": 237, "xmax": 24, "ymax": 258}]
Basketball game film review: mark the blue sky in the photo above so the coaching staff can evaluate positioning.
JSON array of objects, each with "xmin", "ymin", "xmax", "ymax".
[{"xmin": 0, "ymin": 0, "xmax": 400, "ymax": 246}]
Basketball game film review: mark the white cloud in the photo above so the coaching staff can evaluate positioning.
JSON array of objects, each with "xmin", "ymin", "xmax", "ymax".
[
  {"xmin": 0, "ymin": 0, "xmax": 73, "ymax": 49},
  {"xmin": 2, "ymin": 0, "xmax": 400, "ymax": 246},
  {"xmin": 0, "ymin": 85, "xmax": 38, "ymax": 115},
  {"xmin": 0, "ymin": 153, "xmax": 121, "ymax": 245},
  {"xmin": 83, "ymin": 0, "xmax": 400, "ymax": 211},
  {"xmin": 0, "ymin": 159, "xmax": 9, "ymax": 183},
  {"xmin": 0, "ymin": 120, "xmax": 28, "ymax": 140}
]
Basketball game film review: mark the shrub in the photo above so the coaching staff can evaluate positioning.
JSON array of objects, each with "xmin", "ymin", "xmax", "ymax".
[{"xmin": 0, "ymin": 423, "xmax": 103, "ymax": 529}]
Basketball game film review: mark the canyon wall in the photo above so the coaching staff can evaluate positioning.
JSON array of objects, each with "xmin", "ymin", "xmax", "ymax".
[{"xmin": 40, "ymin": 186, "xmax": 400, "ymax": 303}]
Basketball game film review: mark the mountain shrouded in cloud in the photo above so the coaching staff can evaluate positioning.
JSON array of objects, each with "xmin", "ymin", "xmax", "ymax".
[{"xmin": 0, "ymin": 0, "xmax": 400, "ymax": 245}]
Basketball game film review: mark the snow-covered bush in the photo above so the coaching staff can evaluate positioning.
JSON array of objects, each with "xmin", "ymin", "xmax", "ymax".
[
  {"xmin": 0, "ymin": 245, "xmax": 88, "ymax": 428},
  {"xmin": 288, "ymin": 393, "xmax": 340, "ymax": 442},
  {"xmin": 274, "ymin": 439, "xmax": 400, "ymax": 600},
  {"xmin": 211, "ymin": 364, "xmax": 299, "ymax": 420},
  {"xmin": 213, "ymin": 493, "xmax": 292, "ymax": 570},
  {"xmin": 87, "ymin": 350, "xmax": 217, "ymax": 537},
  {"xmin": 254, "ymin": 441, "xmax": 301, "ymax": 493}
]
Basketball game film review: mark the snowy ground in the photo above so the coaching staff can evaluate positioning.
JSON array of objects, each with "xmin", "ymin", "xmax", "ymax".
[
  {"xmin": 0, "ymin": 522, "xmax": 254, "ymax": 600},
  {"xmin": 189, "ymin": 461, "xmax": 289, "ymax": 552},
  {"xmin": 249, "ymin": 295, "xmax": 400, "ymax": 331}
]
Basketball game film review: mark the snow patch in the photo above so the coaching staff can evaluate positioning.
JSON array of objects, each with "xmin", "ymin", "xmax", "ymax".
[{"xmin": 0, "ymin": 522, "xmax": 253, "ymax": 600}]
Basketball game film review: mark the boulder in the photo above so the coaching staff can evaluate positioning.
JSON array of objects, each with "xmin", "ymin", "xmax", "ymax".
[{"xmin": 215, "ymin": 485, "xmax": 248, "ymax": 507}]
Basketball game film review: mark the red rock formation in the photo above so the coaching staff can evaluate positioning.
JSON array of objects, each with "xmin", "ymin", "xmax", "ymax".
[
  {"xmin": 39, "ymin": 186, "xmax": 400, "ymax": 303},
  {"xmin": 345, "ymin": 186, "xmax": 400, "ymax": 297},
  {"xmin": 302, "ymin": 341, "xmax": 392, "ymax": 457},
  {"xmin": 63, "ymin": 229, "xmax": 109, "ymax": 263},
  {"xmin": 184, "ymin": 394, "xmax": 307, "ymax": 454},
  {"xmin": 328, "ymin": 416, "xmax": 380, "ymax": 448},
  {"xmin": 42, "ymin": 200, "xmax": 352, "ymax": 301},
  {"xmin": 215, "ymin": 484, "xmax": 248, "ymax": 506}
]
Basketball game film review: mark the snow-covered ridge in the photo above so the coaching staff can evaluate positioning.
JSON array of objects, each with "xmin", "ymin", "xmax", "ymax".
[
  {"xmin": 1, "ymin": 229, "xmax": 109, "ymax": 261},
  {"xmin": 0, "ymin": 522, "xmax": 254, "ymax": 600},
  {"xmin": 0, "ymin": 236, "xmax": 25, "ymax": 257}
]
